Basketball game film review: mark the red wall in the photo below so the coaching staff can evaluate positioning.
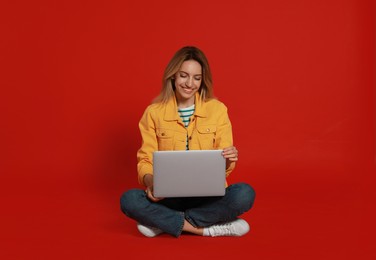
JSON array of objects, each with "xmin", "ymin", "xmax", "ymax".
[{"xmin": 1, "ymin": 0, "xmax": 375, "ymax": 259}]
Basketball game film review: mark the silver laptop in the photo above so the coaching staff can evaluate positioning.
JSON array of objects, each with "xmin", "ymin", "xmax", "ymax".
[{"xmin": 153, "ymin": 150, "xmax": 226, "ymax": 198}]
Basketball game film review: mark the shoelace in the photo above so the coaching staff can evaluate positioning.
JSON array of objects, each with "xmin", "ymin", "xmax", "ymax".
[{"xmin": 210, "ymin": 222, "xmax": 236, "ymax": 236}]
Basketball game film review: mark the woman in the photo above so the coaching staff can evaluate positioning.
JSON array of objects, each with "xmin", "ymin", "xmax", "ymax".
[{"xmin": 120, "ymin": 46, "xmax": 255, "ymax": 238}]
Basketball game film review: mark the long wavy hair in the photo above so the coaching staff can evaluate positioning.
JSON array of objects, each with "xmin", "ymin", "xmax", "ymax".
[{"xmin": 153, "ymin": 46, "xmax": 214, "ymax": 103}]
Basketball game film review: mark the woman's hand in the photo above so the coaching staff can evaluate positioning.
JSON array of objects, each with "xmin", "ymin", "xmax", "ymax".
[
  {"xmin": 143, "ymin": 174, "xmax": 164, "ymax": 202},
  {"xmin": 145, "ymin": 185, "xmax": 164, "ymax": 202},
  {"xmin": 222, "ymin": 146, "xmax": 239, "ymax": 168},
  {"xmin": 222, "ymin": 146, "xmax": 239, "ymax": 161}
]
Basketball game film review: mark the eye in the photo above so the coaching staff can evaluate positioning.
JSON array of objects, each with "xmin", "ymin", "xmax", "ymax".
[
  {"xmin": 194, "ymin": 77, "xmax": 202, "ymax": 81},
  {"xmin": 179, "ymin": 73, "xmax": 187, "ymax": 78}
]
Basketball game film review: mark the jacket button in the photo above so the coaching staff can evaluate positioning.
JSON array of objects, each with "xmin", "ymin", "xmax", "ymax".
[
  {"xmin": 161, "ymin": 133, "xmax": 165, "ymax": 136},
  {"xmin": 189, "ymin": 136, "xmax": 192, "ymax": 140}
]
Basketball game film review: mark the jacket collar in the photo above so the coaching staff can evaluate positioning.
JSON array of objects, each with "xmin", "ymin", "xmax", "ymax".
[{"xmin": 164, "ymin": 92, "xmax": 207, "ymax": 121}]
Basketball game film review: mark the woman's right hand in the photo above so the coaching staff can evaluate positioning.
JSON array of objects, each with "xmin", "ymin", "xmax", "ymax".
[
  {"xmin": 145, "ymin": 185, "xmax": 163, "ymax": 202},
  {"xmin": 144, "ymin": 174, "xmax": 164, "ymax": 202}
]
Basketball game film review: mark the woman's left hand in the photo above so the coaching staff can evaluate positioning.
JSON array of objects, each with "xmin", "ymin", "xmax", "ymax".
[{"xmin": 222, "ymin": 146, "xmax": 239, "ymax": 162}]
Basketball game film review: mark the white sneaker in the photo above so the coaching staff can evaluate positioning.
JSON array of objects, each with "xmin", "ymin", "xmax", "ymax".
[
  {"xmin": 137, "ymin": 223, "xmax": 163, "ymax": 237},
  {"xmin": 205, "ymin": 219, "xmax": 250, "ymax": 237}
]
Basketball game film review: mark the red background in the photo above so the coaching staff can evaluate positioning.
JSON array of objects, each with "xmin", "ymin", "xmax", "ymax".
[{"xmin": 1, "ymin": 0, "xmax": 375, "ymax": 259}]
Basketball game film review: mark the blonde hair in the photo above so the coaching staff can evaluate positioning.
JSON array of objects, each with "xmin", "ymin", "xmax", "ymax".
[{"xmin": 153, "ymin": 46, "xmax": 214, "ymax": 103}]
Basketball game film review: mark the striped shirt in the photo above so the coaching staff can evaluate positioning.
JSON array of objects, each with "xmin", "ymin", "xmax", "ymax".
[{"xmin": 178, "ymin": 104, "xmax": 195, "ymax": 150}]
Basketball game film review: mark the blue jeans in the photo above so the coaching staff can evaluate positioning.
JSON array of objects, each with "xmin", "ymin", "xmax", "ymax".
[{"xmin": 120, "ymin": 182, "xmax": 255, "ymax": 237}]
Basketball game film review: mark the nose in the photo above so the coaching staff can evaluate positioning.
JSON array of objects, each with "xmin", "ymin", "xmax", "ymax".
[{"xmin": 185, "ymin": 77, "xmax": 193, "ymax": 87}]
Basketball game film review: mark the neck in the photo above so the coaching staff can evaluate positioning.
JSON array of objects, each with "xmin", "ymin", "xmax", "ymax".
[
  {"xmin": 176, "ymin": 96, "xmax": 195, "ymax": 109},
  {"xmin": 178, "ymin": 102, "xmax": 194, "ymax": 109}
]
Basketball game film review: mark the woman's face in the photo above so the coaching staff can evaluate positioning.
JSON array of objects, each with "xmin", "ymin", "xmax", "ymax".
[{"xmin": 174, "ymin": 60, "xmax": 202, "ymax": 108}]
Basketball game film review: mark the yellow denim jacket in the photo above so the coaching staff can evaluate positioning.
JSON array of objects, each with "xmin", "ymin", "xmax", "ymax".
[{"xmin": 137, "ymin": 93, "xmax": 236, "ymax": 186}]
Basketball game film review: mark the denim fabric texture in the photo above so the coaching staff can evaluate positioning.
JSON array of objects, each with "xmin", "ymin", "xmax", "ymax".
[{"xmin": 120, "ymin": 182, "xmax": 255, "ymax": 237}]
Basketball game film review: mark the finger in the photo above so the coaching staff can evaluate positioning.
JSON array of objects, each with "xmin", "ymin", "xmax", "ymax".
[
  {"xmin": 147, "ymin": 191, "xmax": 160, "ymax": 202},
  {"xmin": 222, "ymin": 146, "xmax": 234, "ymax": 152},
  {"xmin": 227, "ymin": 156, "xmax": 238, "ymax": 161},
  {"xmin": 223, "ymin": 150, "xmax": 234, "ymax": 155},
  {"xmin": 146, "ymin": 188, "xmax": 163, "ymax": 202},
  {"xmin": 222, "ymin": 147, "xmax": 237, "ymax": 154},
  {"xmin": 224, "ymin": 151, "xmax": 239, "ymax": 161},
  {"xmin": 223, "ymin": 150, "xmax": 238, "ymax": 158}
]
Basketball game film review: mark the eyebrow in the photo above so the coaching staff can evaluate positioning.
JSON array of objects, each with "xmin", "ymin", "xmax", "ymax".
[{"xmin": 179, "ymin": 70, "xmax": 202, "ymax": 76}]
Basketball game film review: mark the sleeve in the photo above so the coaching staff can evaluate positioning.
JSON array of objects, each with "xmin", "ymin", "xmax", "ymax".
[
  {"xmin": 136, "ymin": 106, "xmax": 158, "ymax": 186},
  {"xmin": 215, "ymin": 103, "xmax": 236, "ymax": 177}
]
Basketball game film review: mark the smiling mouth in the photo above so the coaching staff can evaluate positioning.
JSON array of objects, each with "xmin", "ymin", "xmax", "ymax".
[{"xmin": 181, "ymin": 87, "xmax": 195, "ymax": 93}]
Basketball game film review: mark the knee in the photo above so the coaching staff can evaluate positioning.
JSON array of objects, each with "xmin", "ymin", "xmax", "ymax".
[
  {"xmin": 120, "ymin": 189, "xmax": 145, "ymax": 216},
  {"xmin": 231, "ymin": 183, "xmax": 256, "ymax": 210}
]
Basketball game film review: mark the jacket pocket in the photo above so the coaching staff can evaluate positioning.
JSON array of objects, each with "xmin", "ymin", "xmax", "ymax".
[
  {"xmin": 156, "ymin": 128, "xmax": 174, "ymax": 150},
  {"xmin": 196, "ymin": 125, "xmax": 216, "ymax": 149}
]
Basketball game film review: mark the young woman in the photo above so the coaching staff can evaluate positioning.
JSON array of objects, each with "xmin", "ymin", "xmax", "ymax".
[{"xmin": 120, "ymin": 46, "xmax": 255, "ymax": 238}]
